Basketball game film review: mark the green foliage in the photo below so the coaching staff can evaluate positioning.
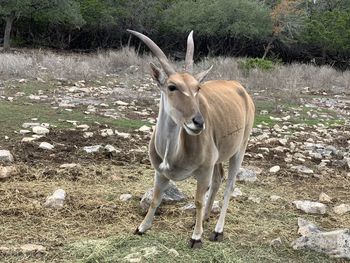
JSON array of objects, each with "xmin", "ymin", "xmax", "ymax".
[
  {"xmin": 77, "ymin": 0, "xmax": 118, "ymax": 26},
  {"xmin": 301, "ymin": 9, "xmax": 350, "ymax": 54},
  {"xmin": 239, "ymin": 58, "xmax": 276, "ymax": 74},
  {"xmin": 162, "ymin": 0, "xmax": 272, "ymax": 40},
  {"xmin": 34, "ymin": 1, "xmax": 85, "ymax": 28}
]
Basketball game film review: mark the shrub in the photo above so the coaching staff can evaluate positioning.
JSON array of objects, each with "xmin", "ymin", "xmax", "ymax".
[{"xmin": 239, "ymin": 58, "xmax": 276, "ymax": 75}]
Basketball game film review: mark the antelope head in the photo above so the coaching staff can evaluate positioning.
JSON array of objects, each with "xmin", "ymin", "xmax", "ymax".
[{"xmin": 127, "ymin": 30, "xmax": 213, "ymax": 136}]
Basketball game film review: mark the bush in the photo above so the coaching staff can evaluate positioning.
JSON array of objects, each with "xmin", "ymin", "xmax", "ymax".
[{"xmin": 239, "ymin": 58, "xmax": 276, "ymax": 75}]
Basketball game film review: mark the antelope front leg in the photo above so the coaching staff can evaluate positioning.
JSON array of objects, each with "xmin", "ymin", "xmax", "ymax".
[
  {"xmin": 135, "ymin": 171, "xmax": 169, "ymax": 235},
  {"xmin": 189, "ymin": 170, "xmax": 212, "ymax": 248}
]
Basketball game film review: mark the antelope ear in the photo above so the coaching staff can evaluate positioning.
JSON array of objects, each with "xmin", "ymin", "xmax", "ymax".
[
  {"xmin": 195, "ymin": 65, "xmax": 213, "ymax": 83},
  {"xmin": 150, "ymin": 62, "xmax": 166, "ymax": 86}
]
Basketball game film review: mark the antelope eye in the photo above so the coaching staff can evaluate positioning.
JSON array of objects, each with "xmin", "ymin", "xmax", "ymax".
[{"xmin": 168, "ymin": 85, "xmax": 177, "ymax": 92}]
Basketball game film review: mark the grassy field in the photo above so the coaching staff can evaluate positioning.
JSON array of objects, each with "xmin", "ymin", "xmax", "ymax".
[{"xmin": 0, "ymin": 50, "xmax": 349, "ymax": 262}]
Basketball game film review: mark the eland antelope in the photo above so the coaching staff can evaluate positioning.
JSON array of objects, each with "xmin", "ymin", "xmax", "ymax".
[{"xmin": 128, "ymin": 30, "xmax": 255, "ymax": 248}]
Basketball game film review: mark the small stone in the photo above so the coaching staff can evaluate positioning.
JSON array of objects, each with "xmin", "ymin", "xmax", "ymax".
[
  {"xmin": 310, "ymin": 152, "xmax": 322, "ymax": 160},
  {"xmin": 76, "ymin": 124, "xmax": 90, "ymax": 131},
  {"xmin": 115, "ymin": 100, "xmax": 129, "ymax": 106},
  {"xmin": 270, "ymin": 237, "xmax": 282, "ymax": 247},
  {"xmin": 291, "ymin": 165, "xmax": 314, "ymax": 174},
  {"xmin": 278, "ymin": 139, "xmax": 288, "ymax": 146},
  {"xmin": 44, "ymin": 189, "xmax": 66, "ymax": 209},
  {"xmin": 140, "ymin": 183, "xmax": 185, "ymax": 211},
  {"xmin": 115, "ymin": 130, "xmax": 131, "ymax": 139},
  {"xmin": 39, "ymin": 142, "xmax": 54, "ymax": 150},
  {"xmin": 237, "ymin": 168, "xmax": 257, "ymax": 182},
  {"xmin": 181, "ymin": 203, "xmax": 196, "ymax": 214},
  {"xmin": 269, "ymin": 165, "xmax": 280, "ymax": 173},
  {"xmin": 59, "ymin": 163, "xmax": 78, "ymax": 169},
  {"xmin": 83, "ymin": 132, "xmax": 94, "ymax": 138},
  {"xmin": 0, "ymin": 150, "xmax": 14, "ymax": 163},
  {"xmin": 120, "ymin": 194, "xmax": 132, "ymax": 202},
  {"xmin": 292, "ymin": 200, "xmax": 327, "ymax": 214},
  {"xmin": 138, "ymin": 125, "xmax": 151, "ymax": 132},
  {"xmin": 270, "ymin": 195, "xmax": 282, "ymax": 201},
  {"xmin": 0, "ymin": 165, "xmax": 16, "ymax": 179},
  {"xmin": 248, "ymin": 196, "xmax": 261, "ymax": 203},
  {"xmin": 66, "ymin": 120, "xmax": 78, "ymax": 125},
  {"xmin": 211, "ymin": 201, "xmax": 221, "ymax": 214},
  {"xmin": 19, "ymin": 129, "xmax": 31, "ymax": 134},
  {"xmin": 319, "ymin": 192, "xmax": 332, "ymax": 203},
  {"xmin": 231, "ymin": 187, "xmax": 242, "ymax": 198},
  {"xmin": 181, "ymin": 201, "xmax": 220, "ymax": 214},
  {"xmin": 32, "ymin": 126, "xmax": 49, "ymax": 135},
  {"xmin": 20, "ymin": 244, "xmax": 46, "ymax": 253},
  {"xmin": 83, "ymin": 145, "xmax": 101, "ymax": 153},
  {"xmin": 168, "ymin": 248, "xmax": 179, "ymax": 257},
  {"xmin": 297, "ymin": 218, "xmax": 320, "ymax": 236},
  {"xmin": 101, "ymin": 129, "xmax": 114, "ymax": 137},
  {"xmin": 104, "ymin": 145, "xmax": 120, "ymax": 155},
  {"xmin": 333, "ymin": 204, "xmax": 350, "ymax": 215},
  {"xmin": 22, "ymin": 137, "xmax": 38, "ymax": 142},
  {"xmin": 22, "ymin": 122, "xmax": 40, "ymax": 129}
]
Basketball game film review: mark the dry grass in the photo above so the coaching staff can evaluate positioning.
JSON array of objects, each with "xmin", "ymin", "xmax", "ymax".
[
  {"xmin": 0, "ymin": 161, "xmax": 349, "ymax": 262},
  {"xmin": 0, "ymin": 48, "xmax": 349, "ymax": 96},
  {"xmin": 0, "ymin": 48, "xmax": 152, "ymax": 80},
  {"xmin": 198, "ymin": 57, "xmax": 350, "ymax": 94}
]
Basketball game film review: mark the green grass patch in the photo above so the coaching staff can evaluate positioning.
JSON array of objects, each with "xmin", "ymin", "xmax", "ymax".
[
  {"xmin": 254, "ymin": 114, "xmax": 276, "ymax": 127},
  {"xmin": 4, "ymin": 81, "xmax": 57, "ymax": 97},
  {"xmin": 65, "ymin": 233, "xmax": 334, "ymax": 263},
  {"xmin": 0, "ymin": 101, "xmax": 148, "ymax": 138}
]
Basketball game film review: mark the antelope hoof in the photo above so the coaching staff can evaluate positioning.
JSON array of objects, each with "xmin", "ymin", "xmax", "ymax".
[
  {"xmin": 189, "ymin": 238, "xmax": 203, "ymax": 249},
  {"xmin": 134, "ymin": 227, "xmax": 144, "ymax": 236},
  {"xmin": 209, "ymin": 231, "xmax": 224, "ymax": 242}
]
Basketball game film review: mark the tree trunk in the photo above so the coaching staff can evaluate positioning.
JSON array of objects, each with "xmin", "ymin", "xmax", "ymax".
[
  {"xmin": 3, "ymin": 12, "xmax": 16, "ymax": 51},
  {"xmin": 262, "ymin": 38, "xmax": 274, "ymax": 59}
]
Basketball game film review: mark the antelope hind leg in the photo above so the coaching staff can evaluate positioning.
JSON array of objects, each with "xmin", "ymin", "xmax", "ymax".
[
  {"xmin": 204, "ymin": 163, "xmax": 223, "ymax": 221},
  {"xmin": 135, "ymin": 171, "xmax": 169, "ymax": 234},
  {"xmin": 190, "ymin": 167, "xmax": 213, "ymax": 248},
  {"xmin": 210, "ymin": 145, "xmax": 247, "ymax": 242}
]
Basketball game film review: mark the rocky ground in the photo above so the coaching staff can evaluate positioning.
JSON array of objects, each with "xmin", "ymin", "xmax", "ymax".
[{"xmin": 0, "ymin": 70, "xmax": 349, "ymax": 262}]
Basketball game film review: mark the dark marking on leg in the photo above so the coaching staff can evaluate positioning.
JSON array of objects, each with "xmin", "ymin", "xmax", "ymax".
[
  {"xmin": 134, "ymin": 228, "xmax": 144, "ymax": 236},
  {"xmin": 189, "ymin": 238, "xmax": 203, "ymax": 249},
  {"xmin": 209, "ymin": 231, "xmax": 224, "ymax": 242}
]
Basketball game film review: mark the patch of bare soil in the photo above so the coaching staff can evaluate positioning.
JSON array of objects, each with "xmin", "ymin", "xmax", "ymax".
[{"xmin": 7, "ymin": 128, "xmax": 150, "ymax": 166}]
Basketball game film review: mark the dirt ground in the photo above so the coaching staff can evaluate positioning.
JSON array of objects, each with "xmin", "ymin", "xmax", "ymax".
[{"xmin": 0, "ymin": 74, "xmax": 349, "ymax": 262}]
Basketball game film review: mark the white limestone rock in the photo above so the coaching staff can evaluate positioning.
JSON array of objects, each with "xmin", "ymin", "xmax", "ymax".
[
  {"xmin": 0, "ymin": 150, "xmax": 14, "ymax": 163},
  {"xmin": 39, "ymin": 142, "xmax": 54, "ymax": 150},
  {"xmin": 292, "ymin": 218, "xmax": 350, "ymax": 259},
  {"xmin": 293, "ymin": 200, "xmax": 327, "ymax": 214},
  {"xmin": 120, "ymin": 194, "xmax": 132, "ymax": 202},
  {"xmin": 269, "ymin": 165, "xmax": 280, "ymax": 173},
  {"xmin": 83, "ymin": 145, "xmax": 101, "ymax": 153},
  {"xmin": 44, "ymin": 189, "xmax": 66, "ymax": 209},
  {"xmin": 32, "ymin": 126, "xmax": 49, "ymax": 135},
  {"xmin": 333, "ymin": 204, "xmax": 350, "ymax": 215},
  {"xmin": 319, "ymin": 192, "xmax": 332, "ymax": 203}
]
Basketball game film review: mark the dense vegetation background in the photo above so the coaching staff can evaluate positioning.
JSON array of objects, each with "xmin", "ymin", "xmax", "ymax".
[{"xmin": 0, "ymin": 0, "xmax": 349, "ymax": 68}]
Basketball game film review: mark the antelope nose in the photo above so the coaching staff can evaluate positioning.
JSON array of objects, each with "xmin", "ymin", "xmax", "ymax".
[{"xmin": 192, "ymin": 114, "xmax": 204, "ymax": 129}]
